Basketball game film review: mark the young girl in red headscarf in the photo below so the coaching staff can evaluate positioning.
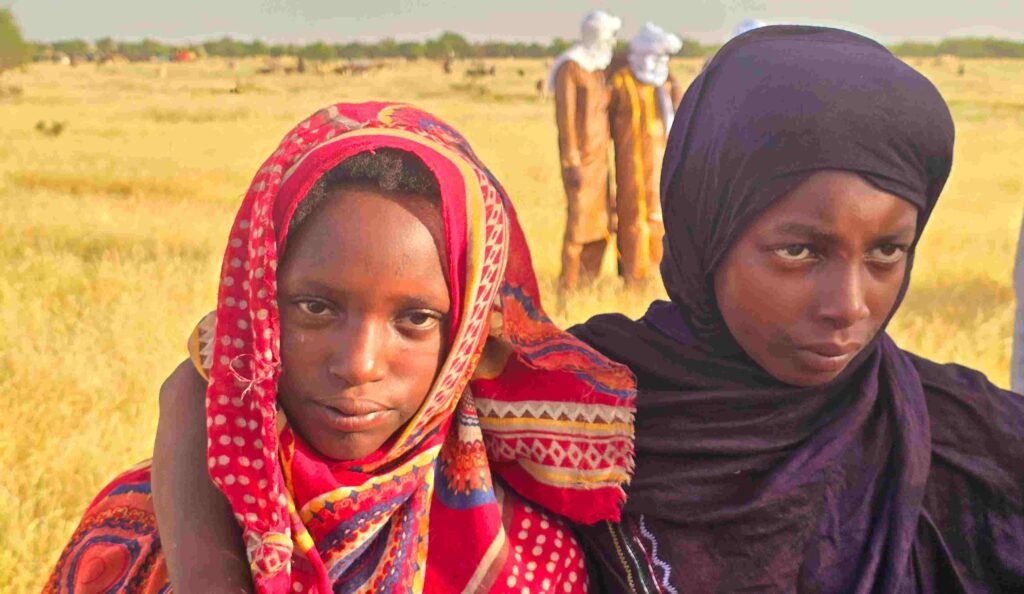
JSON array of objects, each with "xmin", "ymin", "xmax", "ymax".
[{"xmin": 43, "ymin": 102, "xmax": 635, "ymax": 593}]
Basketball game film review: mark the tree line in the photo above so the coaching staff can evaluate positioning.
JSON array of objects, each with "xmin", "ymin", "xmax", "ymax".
[
  {"xmin": 34, "ymin": 33, "xmax": 1024, "ymax": 63},
  {"xmin": 34, "ymin": 32, "xmax": 714, "ymax": 62},
  {"xmin": 888, "ymin": 38, "xmax": 1024, "ymax": 58},
  {"xmin": 2, "ymin": 8, "xmax": 1023, "ymax": 76}
]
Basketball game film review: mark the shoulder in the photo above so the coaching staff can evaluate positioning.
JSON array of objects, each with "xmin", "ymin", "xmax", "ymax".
[
  {"xmin": 557, "ymin": 59, "xmax": 582, "ymax": 79},
  {"xmin": 568, "ymin": 313, "xmax": 644, "ymax": 347},
  {"xmin": 907, "ymin": 354, "xmax": 1024, "ymax": 579},
  {"xmin": 909, "ymin": 352, "xmax": 1024, "ymax": 430},
  {"xmin": 908, "ymin": 353, "xmax": 1024, "ymax": 492},
  {"xmin": 909, "ymin": 352, "xmax": 1022, "ymax": 409}
]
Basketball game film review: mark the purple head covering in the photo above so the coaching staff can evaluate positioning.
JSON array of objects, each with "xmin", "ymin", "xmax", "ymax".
[
  {"xmin": 658, "ymin": 25, "xmax": 953, "ymax": 348},
  {"xmin": 570, "ymin": 26, "xmax": 1024, "ymax": 593}
]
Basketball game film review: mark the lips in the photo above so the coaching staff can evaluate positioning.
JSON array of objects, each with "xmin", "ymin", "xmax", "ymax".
[
  {"xmin": 313, "ymin": 400, "xmax": 392, "ymax": 433},
  {"xmin": 794, "ymin": 342, "xmax": 862, "ymax": 374},
  {"xmin": 802, "ymin": 343, "xmax": 860, "ymax": 358}
]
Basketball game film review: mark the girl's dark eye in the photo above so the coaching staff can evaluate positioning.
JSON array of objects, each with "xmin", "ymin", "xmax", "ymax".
[
  {"xmin": 296, "ymin": 300, "xmax": 330, "ymax": 316},
  {"xmin": 773, "ymin": 245, "xmax": 813, "ymax": 261},
  {"xmin": 398, "ymin": 310, "xmax": 444, "ymax": 332},
  {"xmin": 408, "ymin": 312, "xmax": 433, "ymax": 326},
  {"xmin": 868, "ymin": 244, "xmax": 908, "ymax": 264}
]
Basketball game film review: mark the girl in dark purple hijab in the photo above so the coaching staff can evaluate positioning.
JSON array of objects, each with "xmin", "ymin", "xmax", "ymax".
[{"xmin": 572, "ymin": 25, "xmax": 1024, "ymax": 593}]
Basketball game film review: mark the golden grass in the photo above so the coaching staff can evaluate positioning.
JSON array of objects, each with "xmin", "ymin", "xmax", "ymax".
[{"xmin": 1, "ymin": 56, "xmax": 1021, "ymax": 592}]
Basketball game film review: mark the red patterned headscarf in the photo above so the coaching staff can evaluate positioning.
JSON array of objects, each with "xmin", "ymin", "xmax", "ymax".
[{"xmin": 204, "ymin": 102, "xmax": 636, "ymax": 593}]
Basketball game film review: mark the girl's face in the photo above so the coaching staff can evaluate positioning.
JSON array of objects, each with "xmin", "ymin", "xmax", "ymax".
[
  {"xmin": 276, "ymin": 183, "xmax": 450, "ymax": 461},
  {"xmin": 713, "ymin": 170, "xmax": 919, "ymax": 387}
]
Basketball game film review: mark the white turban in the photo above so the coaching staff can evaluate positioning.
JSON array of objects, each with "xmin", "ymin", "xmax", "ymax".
[
  {"xmin": 629, "ymin": 22, "xmax": 683, "ymax": 57},
  {"xmin": 581, "ymin": 10, "xmax": 623, "ymax": 49},
  {"xmin": 628, "ymin": 23, "xmax": 682, "ymax": 86},
  {"xmin": 547, "ymin": 10, "xmax": 622, "ymax": 91}
]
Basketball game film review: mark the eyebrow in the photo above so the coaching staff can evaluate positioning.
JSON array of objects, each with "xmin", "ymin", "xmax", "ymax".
[
  {"xmin": 398, "ymin": 296, "xmax": 452, "ymax": 313},
  {"xmin": 772, "ymin": 222, "xmax": 838, "ymax": 243},
  {"xmin": 771, "ymin": 221, "xmax": 917, "ymax": 243},
  {"xmin": 283, "ymin": 278, "xmax": 450, "ymax": 310}
]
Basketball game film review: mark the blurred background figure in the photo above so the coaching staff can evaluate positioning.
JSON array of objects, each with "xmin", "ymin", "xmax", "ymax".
[
  {"xmin": 549, "ymin": 10, "xmax": 621, "ymax": 293},
  {"xmin": 702, "ymin": 18, "xmax": 768, "ymax": 71},
  {"xmin": 608, "ymin": 22, "xmax": 683, "ymax": 286},
  {"xmin": 1013, "ymin": 214, "xmax": 1024, "ymax": 393},
  {"xmin": 733, "ymin": 18, "xmax": 767, "ymax": 37}
]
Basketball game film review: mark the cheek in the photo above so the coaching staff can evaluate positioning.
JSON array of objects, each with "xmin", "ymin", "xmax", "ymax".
[
  {"xmin": 277, "ymin": 329, "xmax": 315, "ymax": 399},
  {"xmin": 715, "ymin": 251, "xmax": 813, "ymax": 363},
  {"xmin": 717, "ymin": 256, "xmax": 804, "ymax": 330},
  {"xmin": 279, "ymin": 326, "xmax": 321, "ymax": 371},
  {"xmin": 391, "ymin": 336, "xmax": 447, "ymax": 412},
  {"xmin": 867, "ymin": 261, "xmax": 909, "ymax": 325}
]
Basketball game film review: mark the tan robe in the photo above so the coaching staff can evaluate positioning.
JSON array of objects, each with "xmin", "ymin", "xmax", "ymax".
[
  {"xmin": 554, "ymin": 59, "xmax": 612, "ymax": 289},
  {"xmin": 608, "ymin": 67, "xmax": 681, "ymax": 282}
]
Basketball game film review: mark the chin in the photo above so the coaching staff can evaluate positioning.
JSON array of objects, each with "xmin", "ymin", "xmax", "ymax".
[
  {"xmin": 776, "ymin": 367, "xmax": 843, "ymax": 388},
  {"xmin": 307, "ymin": 433, "xmax": 384, "ymax": 462},
  {"xmin": 317, "ymin": 443, "xmax": 374, "ymax": 462}
]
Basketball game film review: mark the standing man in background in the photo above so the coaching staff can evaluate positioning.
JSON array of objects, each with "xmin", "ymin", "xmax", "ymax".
[
  {"xmin": 550, "ymin": 10, "xmax": 621, "ymax": 293},
  {"xmin": 608, "ymin": 23, "xmax": 682, "ymax": 286}
]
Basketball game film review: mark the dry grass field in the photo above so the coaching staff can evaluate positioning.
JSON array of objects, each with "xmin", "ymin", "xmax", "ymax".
[{"xmin": 1, "ymin": 55, "xmax": 1021, "ymax": 592}]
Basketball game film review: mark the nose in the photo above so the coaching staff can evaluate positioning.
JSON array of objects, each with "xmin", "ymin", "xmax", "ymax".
[
  {"xmin": 817, "ymin": 262, "xmax": 871, "ymax": 329},
  {"xmin": 328, "ymin": 319, "xmax": 386, "ymax": 386}
]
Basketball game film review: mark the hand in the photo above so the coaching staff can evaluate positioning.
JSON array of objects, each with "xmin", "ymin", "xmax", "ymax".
[{"xmin": 563, "ymin": 166, "xmax": 583, "ymax": 190}]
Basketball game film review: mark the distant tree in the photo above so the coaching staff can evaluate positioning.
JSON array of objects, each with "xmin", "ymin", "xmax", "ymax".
[
  {"xmin": 548, "ymin": 37, "xmax": 572, "ymax": 56},
  {"xmin": 371, "ymin": 38, "xmax": 398, "ymax": 58},
  {"xmin": 299, "ymin": 41, "xmax": 336, "ymax": 61},
  {"xmin": 121, "ymin": 38, "xmax": 170, "ymax": 61},
  {"xmin": 424, "ymin": 32, "xmax": 471, "ymax": 59},
  {"xmin": 95, "ymin": 37, "xmax": 118, "ymax": 57},
  {"xmin": 333, "ymin": 42, "xmax": 360, "ymax": 59},
  {"xmin": 51, "ymin": 39, "xmax": 91, "ymax": 58},
  {"xmin": 0, "ymin": 7, "xmax": 30, "ymax": 73},
  {"xmin": 396, "ymin": 41, "xmax": 425, "ymax": 60},
  {"xmin": 269, "ymin": 44, "xmax": 289, "ymax": 58},
  {"xmin": 29, "ymin": 41, "xmax": 49, "ymax": 61},
  {"xmin": 888, "ymin": 42, "xmax": 938, "ymax": 57},
  {"xmin": 526, "ymin": 42, "xmax": 547, "ymax": 58},
  {"xmin": 203, "ymin": 36, "xmax": 248, "ymax": 58},
  {"xmin": 246, "ymin": 40, "xmax": 268, "ymax": 56}
]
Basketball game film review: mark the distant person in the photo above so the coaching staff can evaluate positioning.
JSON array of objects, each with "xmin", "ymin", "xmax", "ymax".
[
  {"xmin": 608, "ymin": 23, "xmax": 683, "ymax": 286},
  {"xmin": 549, "ymin": 10, "xmax": 621, "ymax": 292},
  {"xmin": 733, "ymin": 18, "xmax": 767, "ymax": 37},
  {"xmin": 1014, "ymin": 213, "xmax": 1024, "ymax": 393}
]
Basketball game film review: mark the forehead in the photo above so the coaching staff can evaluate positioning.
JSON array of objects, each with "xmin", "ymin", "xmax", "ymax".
[
  {"xmin": 753, "ymin": 170, "xmax": 919, "ymax": 233},
  {"xmin": 282, "ymin": 186, "xmax": 447, "ymax": 282}
]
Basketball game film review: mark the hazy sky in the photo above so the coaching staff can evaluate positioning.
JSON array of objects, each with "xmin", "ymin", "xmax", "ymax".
[{"xmin": 10, "ymin": 0, "xmax": 1024, "ymax": 44}]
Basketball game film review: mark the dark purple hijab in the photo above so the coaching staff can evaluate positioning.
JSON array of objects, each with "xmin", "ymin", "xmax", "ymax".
[{"xmin": 572, "ymin": 26, "xmax": 1024, "ymax": 593}]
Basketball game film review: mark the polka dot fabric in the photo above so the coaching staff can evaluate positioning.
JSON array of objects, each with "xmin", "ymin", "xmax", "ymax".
[{"xmin": 502, "ymin": 500, "xmax": 591, "ymax": 594}]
